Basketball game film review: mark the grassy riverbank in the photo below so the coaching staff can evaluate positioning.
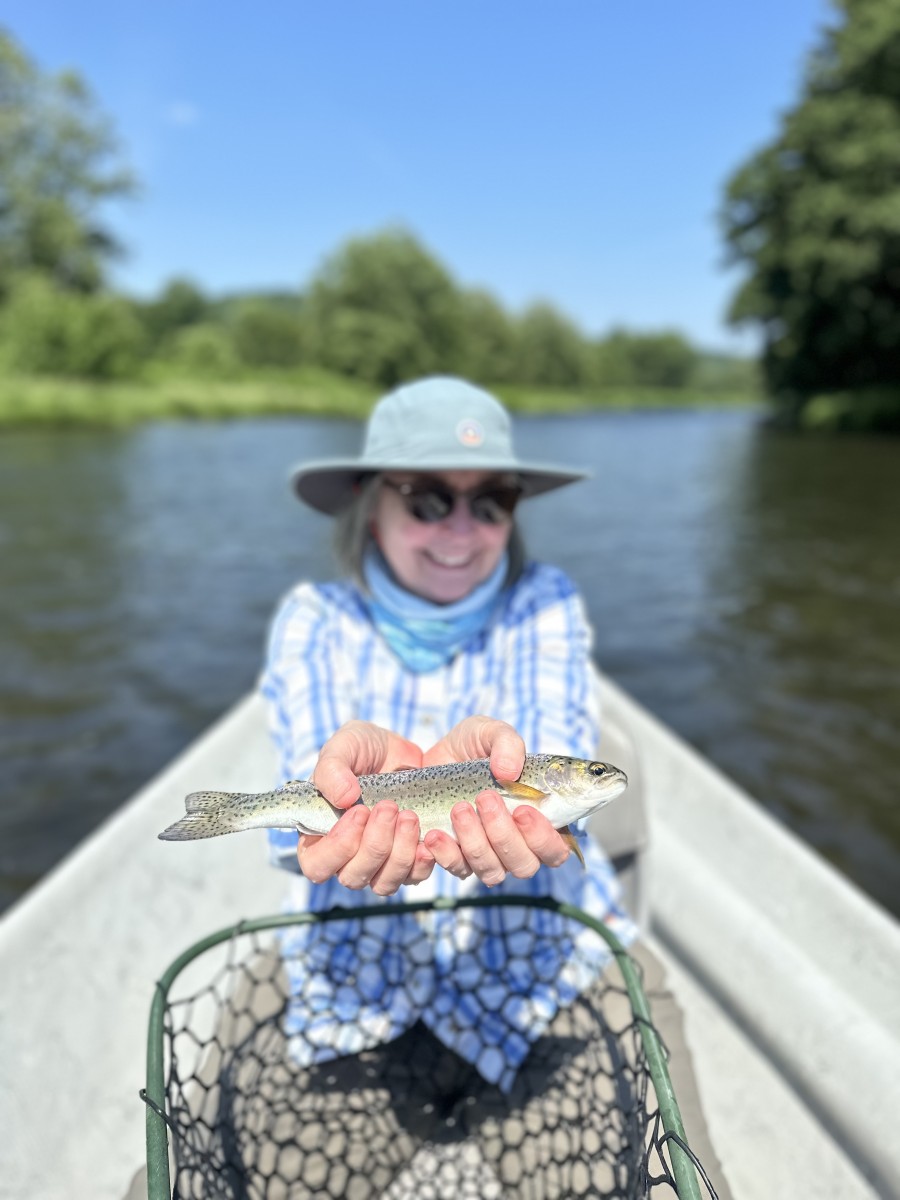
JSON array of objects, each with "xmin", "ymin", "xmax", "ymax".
[{"xmin": 0, "ymin": 368, "xmax": 761, "ymax": 426}]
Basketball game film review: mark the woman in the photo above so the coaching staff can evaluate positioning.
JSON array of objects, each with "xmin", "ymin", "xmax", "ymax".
[
  {"xmin": 265, "ymin": 376, "xmax": 629, "ymax": 897},
  {"xmin": 258, "ymin": 376, "xmax": 637, "ymax": 1195}
]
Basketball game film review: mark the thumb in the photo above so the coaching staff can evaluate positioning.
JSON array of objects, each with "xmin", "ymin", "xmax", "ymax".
[
  {"xmin": 468, "ymin": 716, "xmax": 524, "ymax": 780},
  {"xmin": 312, "ymin": 754, "xmax": 362, "ymax": 809}
]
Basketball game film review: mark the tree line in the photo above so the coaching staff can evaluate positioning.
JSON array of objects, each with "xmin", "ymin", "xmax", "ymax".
[
  {"xmin": 0, "ymin": 29, "xmax": 749, "ymax": 397},
  {"xmin": 0, "ymin": 235, "xmax": 738, "ymax": 391},
  {"xmin": 5, "ymin": 2, "xmax": 900, "ymax": 427}
]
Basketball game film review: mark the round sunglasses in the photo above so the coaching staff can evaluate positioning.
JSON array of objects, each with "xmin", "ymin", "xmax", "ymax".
[{"xmin": 381, "ymin": 477, "xmax": 522, "ymax": 525}]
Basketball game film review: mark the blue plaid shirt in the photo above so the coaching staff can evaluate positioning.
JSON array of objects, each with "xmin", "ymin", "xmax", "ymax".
[{"xmin": 260, "ymin": 562, "xmax": 635, "ymax": 1091}]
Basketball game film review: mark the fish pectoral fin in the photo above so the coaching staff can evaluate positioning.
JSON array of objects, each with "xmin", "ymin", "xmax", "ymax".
[
  {"xmin": 296, "ymin": 797, "xmax": 357, "ymax": 837},
  {"xmin": 499, "ymin": 780, "xmax": 548, "ymax": 802},
  {"xmin": 560, "ymin": 826, "xmax": 586, "ymax": 868}
]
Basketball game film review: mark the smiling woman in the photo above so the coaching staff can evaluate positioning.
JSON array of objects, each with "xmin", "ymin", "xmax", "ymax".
[
  {"xmin": 278, "ymin": 375, "xmax": 596, "ymax": 887},
  {"xmin": 248, "ymin": 375, "xmax": 653, "ymax": 1191},
  {"xmin": 374, "ymin": 471, "xmax": 518, "ymax": 603}
]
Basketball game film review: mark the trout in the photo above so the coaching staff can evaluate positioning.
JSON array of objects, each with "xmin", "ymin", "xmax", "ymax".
[{"xmin": 158, "ymin": 754, "xmax": 627, "ymax": 864}]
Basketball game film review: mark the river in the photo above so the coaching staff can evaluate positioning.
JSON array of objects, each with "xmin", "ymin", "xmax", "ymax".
[{"xmin": 1, "ymin": 408, "xmax": 898, "ymax": 918}]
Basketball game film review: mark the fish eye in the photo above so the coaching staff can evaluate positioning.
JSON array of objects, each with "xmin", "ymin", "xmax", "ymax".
[{"xmin": 589, "ymin": 763, "xmax": 606, "ymax": 777}]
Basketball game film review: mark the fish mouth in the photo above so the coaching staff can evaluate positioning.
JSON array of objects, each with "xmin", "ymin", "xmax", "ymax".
[
  {"xmin": 600, "ymin": 768, "xmax": 629, "ymax": 800},
  {"xmin": 583, "ymin": 767, "xmax": 628, "ymax": 805}
]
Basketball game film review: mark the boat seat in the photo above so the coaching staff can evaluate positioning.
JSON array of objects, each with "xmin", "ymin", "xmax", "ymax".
[{"xmin": 588, "ymin": 715, "xmax": 649, "ymax": 928}]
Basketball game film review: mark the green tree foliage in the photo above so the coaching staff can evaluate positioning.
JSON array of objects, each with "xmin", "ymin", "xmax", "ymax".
[
  {"xmin": 631, "ymin": 331, "xmax": 697, "ymax": 387},
  {"xmin": 232, "ymin": 301, "xmax": 303, "ymax": 367},
  {"xmin": 457, "ymin": 288, "xmax": 519, "ymax": 383},
  {"xmin": 592, "ymin": 331, "xmax": 637, "ymax": 387},
  {"xmin": 303, "ymin": 230, "xmax": 464, "ymax": 385},
  {"xmin": 1, "ymin": 272, "xmax": 143, "ymax": 377},
  {"xmin": 168, "ymin": 323, "xmax": 237, "ymax": 376},
  {"xmin": 690, "ymin": 351, "xmax": 760, "ymax": 393},
  {"xmin": 595, "ymin": 329, "xmax": 698, "ymax": 388},
  {"xmin": 0, "ymin": 29, "xmax": 135, "ymax": 295},
  {"xmin": 721, "ymin": 0, "xmax": 900, "ymax": 426},
  {"xmin": 513, "ymin": 302, "xmax": 591, "ymax": 387},
  {"xmin": 140, "ymin": 277, "xmax": 209, "ymax": 349}
]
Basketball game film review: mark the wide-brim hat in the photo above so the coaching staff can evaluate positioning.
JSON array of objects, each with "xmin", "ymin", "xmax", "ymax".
[{"xmin": 291, "ymin": 376, "xmax": 589, "ymax": 514}]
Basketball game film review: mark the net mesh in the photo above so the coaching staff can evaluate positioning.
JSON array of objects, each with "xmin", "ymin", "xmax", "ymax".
[{"xmin": 151, "ymin": 902, "xmax": 716, "ymax": 1200}]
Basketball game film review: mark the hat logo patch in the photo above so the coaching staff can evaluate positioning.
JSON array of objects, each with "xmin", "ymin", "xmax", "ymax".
[{"xmin": 456, "ymin": 418, "xmax": 484, "ymax": 447}]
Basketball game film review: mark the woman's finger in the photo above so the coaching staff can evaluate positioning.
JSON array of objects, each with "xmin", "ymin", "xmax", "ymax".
[
  {"xmin": 337, "ymin": 801, "xmax": 399, "ymax": 890},
  {"xmin": 404, "ymin": 843, "xmax": 437, "ymax": 886},
  {"xmin": 449, "ymin": 798, "xmax": 506, "ymax": 886},
  {"xmin": 313, "ymin": 753, "xmax": 364, "ymax": 809},
  {"xmin": 369, "ymin": 810, "xmax": 420, "ymax": 896},
  {"xmin": 422, "ymin": 830, "xmax": 473, "ymax": 879},
  {"xmin": 313, "ymin": 723, "xmax": 425, "ymax": 809},
  {"xmin": 423, "ymin": 715, "xmax": 525, "ymax": 782},
  {"xmin": 475, "ymin": 791, "xmax": 542, "ymax": 878},
  {"xmin": 313, "ymin": 721, "xmax": 389, "ymax": 806},
  {"xmin": 297, "ymin": 806, "xmax": 369, "ymax": 882},
  {"xmin": 512, "ymin": 806, "xmax": 571, "ymax": 867},
  {"xmin": 485, "ymin": 723, "xmax": 526, "ymax": 782}
]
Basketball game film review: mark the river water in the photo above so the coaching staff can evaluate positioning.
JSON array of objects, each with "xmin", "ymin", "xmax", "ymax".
[{"xmin": 1, "ymin": 409, "xmax": 898, "ymax": 918}]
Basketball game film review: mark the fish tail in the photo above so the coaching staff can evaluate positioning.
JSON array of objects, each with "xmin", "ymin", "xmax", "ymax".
[{"xmin": 158, "ymin": 789, "xmax": 281, "ymax": 841}]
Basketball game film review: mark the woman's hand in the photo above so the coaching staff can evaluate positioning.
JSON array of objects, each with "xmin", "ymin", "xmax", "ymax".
[
  {"xmin": 298, "ymin": 721, "xmax": 436, "ymax": 894},
  {"xmin": 422, "ymin": 713, "xmax": 525, "ymax": 780},
  {"xmin": 422, "ymin": 716, "xmax": 572, "ymax": 884}
]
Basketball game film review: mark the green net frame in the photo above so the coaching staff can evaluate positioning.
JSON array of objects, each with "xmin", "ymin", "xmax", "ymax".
[{"xmin": 144, "ymin": 896, "xmax": 717, "ymax": 1199}]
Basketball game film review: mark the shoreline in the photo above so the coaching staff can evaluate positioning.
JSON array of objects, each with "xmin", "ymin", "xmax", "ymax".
[{"xmin": 0, "ymin": 370, "xmax": 761, "ymax": 426}]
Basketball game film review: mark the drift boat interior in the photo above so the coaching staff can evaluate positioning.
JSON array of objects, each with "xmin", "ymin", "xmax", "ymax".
[{"xmin": 1, "ymin": 671, "xmax": 898, "ymax": 1199}]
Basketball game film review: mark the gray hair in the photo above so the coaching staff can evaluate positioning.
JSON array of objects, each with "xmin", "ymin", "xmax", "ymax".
[{"xmin": 333, "ymin": 474, "xmax": 526, "ymax": 589}]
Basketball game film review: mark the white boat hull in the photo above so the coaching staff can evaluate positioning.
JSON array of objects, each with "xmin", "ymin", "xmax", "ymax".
[{"xmin": 1, "ymin": 676, "xmax": 898, "ymax": 1199}]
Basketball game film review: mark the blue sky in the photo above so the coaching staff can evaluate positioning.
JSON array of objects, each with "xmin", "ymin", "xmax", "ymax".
[{"xmin": 6, "ymin": 0, "xmax": 833, "ymax": 352}]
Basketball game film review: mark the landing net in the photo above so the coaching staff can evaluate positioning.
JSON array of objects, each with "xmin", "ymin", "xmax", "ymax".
[{"xmin": 144, "ymin": 896, "xmax": 718, "ymax": 1199}]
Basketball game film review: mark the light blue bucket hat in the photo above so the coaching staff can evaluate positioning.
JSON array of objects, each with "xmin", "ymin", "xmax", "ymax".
[{"xmin": 291, "ymin": 376, "xmax": 589, "ymax": 514}]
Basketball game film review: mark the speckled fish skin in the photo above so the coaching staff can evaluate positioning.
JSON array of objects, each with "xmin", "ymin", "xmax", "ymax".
[{"xmin": 158, "ymin": 754, "xmax": 627, "ymax": 842}]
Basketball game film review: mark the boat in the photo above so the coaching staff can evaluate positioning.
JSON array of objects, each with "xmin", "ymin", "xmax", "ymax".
[{"xmin": 0, "ymin": 672, "xmax": 898, "ymax": 1199}]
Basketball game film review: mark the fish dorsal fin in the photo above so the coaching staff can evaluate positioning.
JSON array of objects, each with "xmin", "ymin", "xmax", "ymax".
[{"xmin": 498, "ymin": 779, "xmax": 548, "ymax": 802}]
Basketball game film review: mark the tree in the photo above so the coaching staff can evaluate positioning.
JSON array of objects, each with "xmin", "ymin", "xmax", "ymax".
[
  {"xmin": 303, "ymin": 229, "xmax": 464, "ymax": 386},
  {"xmin": 592, "ymin": 330, "xmax": 637, "ymax": 387},
  {"xmin": 457, "ymin": 288, "xmax": 519, "ymax": 383},
  {"xmin": 512, "ymin": 302, "xmax": 592, "ymax": 387},
  {"xmin": 721, "ymin": 0, "xmax": 900, "ymax": 427},
  {"xmin": 0, "ymin": 271, "xmax": 144, "ymax": 377},
  {"xmin": 232, "ymin": 301, "xmax": 303, "ymax": 367},
  {"xmin": 592, "ymin": 329, "xmax": 701, "ymax": 389},
  {"xmin": 0, "ymin": 30, "xmax": 135, "ymax": 295},
  {"xmin": 140, "ymin": 278, "xmax": 209, "ymax": 349},
  {"xmin": 168, "ymin": 323, "xmax": 237, "ymax": 376}
]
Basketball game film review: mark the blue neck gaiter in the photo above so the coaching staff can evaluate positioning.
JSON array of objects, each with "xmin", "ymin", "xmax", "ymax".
[{"xmin": 362, "ymin": 545, "xmax": 508, "ymax": 673}]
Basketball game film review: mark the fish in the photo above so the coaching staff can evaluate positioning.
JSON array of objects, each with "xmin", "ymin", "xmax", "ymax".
[{"xmin": 158, "ymin": 754, "xmax": 627, "ymax": 865}]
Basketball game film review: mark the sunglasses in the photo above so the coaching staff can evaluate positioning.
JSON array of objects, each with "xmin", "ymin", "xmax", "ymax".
[{"xmin": 382, "ymin": 477, "xmax": 522, "ymax": 525}]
